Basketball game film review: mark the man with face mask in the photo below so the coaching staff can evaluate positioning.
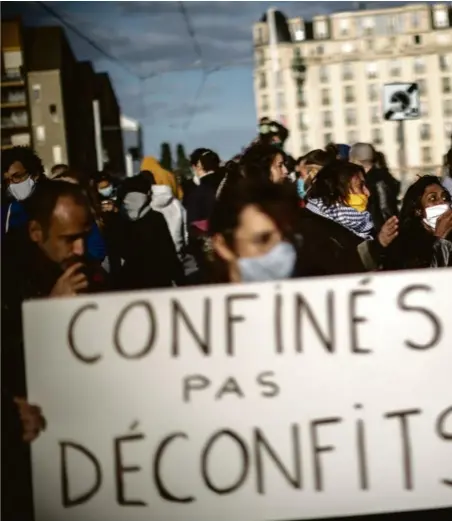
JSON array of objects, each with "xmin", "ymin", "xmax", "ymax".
[
  {"xmin": 2, "ymin": 146, "xmax": 45, "ymax": 237},
  {"xmin": 2, "ymin": 180, "xmax": 108, "ymax": 520}
]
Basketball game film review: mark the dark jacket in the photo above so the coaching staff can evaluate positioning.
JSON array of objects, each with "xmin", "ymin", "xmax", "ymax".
[
  {"xmin": 297, "ymin": 208, "xmax": 384, "ymax": 276},
  {"xmin": 366, "ymin": 166, "xmax": 400, "ymax": 232},
  {"xmin": 1, "ymin": 231, "xmax": 108, "ymax": 521},
  {"xmin": 383, "ymin": 222, "xmax": 452, "ymax": 270},
  {"xmin": 116, "ymin": 208, "xmax": 185, "ymax": 290},
  {"xmin": 186, "ymin": 170, "xmax": 224, "ymax": 225}
]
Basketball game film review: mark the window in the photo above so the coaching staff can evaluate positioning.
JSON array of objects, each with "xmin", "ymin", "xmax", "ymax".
[
  {"xmin": 324, "ymin": 133, "xmax": 333, "ymax": 145},
  {"xmin": 444, "ymin": 99, "xmax": 452, "ymax": 117},
  {"xmin": 344, "ymin": 85, "xmax": 355, "ymax": 103},
  {"xmin": 434, "ymin": 6, "xmax": 449, "ymax": 28},
  {"xmin": 411, "ymin": 11, "xmax": 420, "ymax": 29},
  {"xmin": 414, "ymin": 57, "xmax": 425, "ymax": 74},
  {"xmin": 420, "ymin": 123, "xmax": 431, "ymax": 141},
  {"xmin": 389, "ymin": 59, "xmax": 401, "ymax": 77},
  {"xmin": 299, "ymin": 112, "xmax": 308, "ymax": 130},
  {"xmin": 261, "ymin": 95, "xmax": 269, "ymax": 112},
  {"xmin": 420, "ymin": 100, "xmax": 429, "ymax": 117},
  {"xmin": 342, "ymin": 42, "xmax": 354, "ymax": 53},
  {"xmin": 321, "ymin": 88, "xmax": 330, "ymax": 105},
  {"xmin": 345, "ymin": 107, "xmax": 357, "ymax": 126},
  {"xmin": 414, "ymin": 34, "xmax": 422, "ymax": 45},
  {"xmin": 368, "ymin": 83, "xmax": 379, "ymax": 102},
  {"xmin": 319, "ymin": 65, "xmax": 329, "ymax": 83},
  {"xmin": 442, "ymin": 77, "xmax": 451, "ymax": 94},
  {"xmin": 439, "ymin": 55, "xmax": 451, "ymax": 72},
  {"xmin": 316, "ymin": 19, "xmax": 328, "ymax": 39},
  {"xmin": 322, "ymin": 110, "xmax": 333, "ymax": 128},
  {"xmin": 339, "ymin": 18, "xmax": 349, "ymax": 36},
  {"xmin": 370, "ymin": 105, "xmax": 379, "ymax": 123},
  {"xmin": 296, "ymin": 87, "xmax": 305, "ymax": 107},
  {"xmin": 255, "ymin": 50, "xmax": 264, "ymax": 67},
  {"xmin": 343, "ymin": 62, "xmax": 354, "ymax": 80},
  {"xmin": 347, "ymin": 130, "xmax": 358, "ymax": 144},
  {"xmin": 422, "ymin": 146, "xmax": 432, "ymax": 164},
  {"xmin": 417, "ymin": 78, "xmax": 427, "ymax": 95},
  {"xmin": 291, "ymin": 20, "xmax": 305, "ymax": 42},
  {"xmin": 259, "ymin": 72, "xmax": 267, "ymax": 89},
  {"xmin": 277, "ymin": 91, "xmax": 285, "ymax": 109},
  {"xmin": 300, "ymin": 133, "xmax": 310, "ymax": 154},
  {"xmin": 445, "ymin": 122, "xmax": 452, "ymax": 140},
  {"xmin": 371, "ymin": 128, "xmax": 382, "ymax": 145},
  {"xmin": 366, "ymin": 62, "xmax": 378, "ymax": 79}
]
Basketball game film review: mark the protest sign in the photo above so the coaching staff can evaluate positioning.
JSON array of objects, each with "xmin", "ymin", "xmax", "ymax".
[{"xmin": 23, "ymin": 269, "xmax": 452, "ymax": 521}]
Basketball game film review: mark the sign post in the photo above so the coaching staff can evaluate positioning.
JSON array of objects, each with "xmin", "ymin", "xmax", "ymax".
[
  {"xmin": 383, "ymin": 82, "xmax": 420, "ymax": 192},
  {"xmin": 23, "ymin": 270, "xmax": 452, "ymax": 521}
]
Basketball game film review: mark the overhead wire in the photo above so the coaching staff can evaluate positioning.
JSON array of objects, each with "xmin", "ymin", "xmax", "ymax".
[{"xmin": 36, "ymin": 1, "xmax": 153, "ymax": 80}]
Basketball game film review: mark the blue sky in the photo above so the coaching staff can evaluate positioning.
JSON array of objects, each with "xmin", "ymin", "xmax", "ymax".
[{"xmin": 3, "ymin": 1, "xmax": 417, "ymax": 160}]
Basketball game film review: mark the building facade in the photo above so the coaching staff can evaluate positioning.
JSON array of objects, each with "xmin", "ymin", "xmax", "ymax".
[
  {"xmin": 1, "ymin": 19, "xmax": 33, "ymax": 151},
  {"xmin": 253, "ymin": 3, "xmax": 452, "ymax": 182}
]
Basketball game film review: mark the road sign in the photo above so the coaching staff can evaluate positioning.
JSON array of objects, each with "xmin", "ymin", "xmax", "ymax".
[{"xmin": 383, "ymin": 82, "xmax": 420, "ymax": 121}]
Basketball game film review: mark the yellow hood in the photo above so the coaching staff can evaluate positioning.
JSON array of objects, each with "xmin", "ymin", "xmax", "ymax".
[{"xmin": 141, "ymin": 156, "xmax": 183, "ymax": 200}]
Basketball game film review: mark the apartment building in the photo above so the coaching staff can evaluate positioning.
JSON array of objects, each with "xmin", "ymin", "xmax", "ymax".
[
  {"xmin": 1, "ymin": 19, "xmax": 33, "ymax": 151},
  {"xmin": 1, "ymin": 19, "xmax": 127, "ymax": 176},
  {"xmin": 253, "ymin": 3, "xmax": 452, "ymax": 180}
]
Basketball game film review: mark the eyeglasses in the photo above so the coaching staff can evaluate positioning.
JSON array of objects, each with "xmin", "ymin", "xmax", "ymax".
[{"xmin": 6, "ymin": 170, "xmax": 30, "ymax": 185}]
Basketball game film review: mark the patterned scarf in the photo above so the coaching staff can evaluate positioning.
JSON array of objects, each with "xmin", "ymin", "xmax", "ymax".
[{"xmin": 306, "ymin": 198, "xmax": 375, "ymax": 240}]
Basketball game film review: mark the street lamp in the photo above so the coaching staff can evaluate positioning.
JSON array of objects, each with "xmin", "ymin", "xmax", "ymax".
[{"xmin": 291, "ymin": 48, "xmax": 307, "ymax": 108}]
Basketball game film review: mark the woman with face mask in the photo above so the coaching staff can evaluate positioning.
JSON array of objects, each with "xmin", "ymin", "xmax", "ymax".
[
  {"xmin": 209, "ymin": 180, "xmax": 302, "ymax": 284},
  {"xmin": 298, "ymin": 160, "xmax": 398, "ymax": 275},
  {"xmin": 383, "ymin": 175, "xmax": 452, "ymax": 270}
]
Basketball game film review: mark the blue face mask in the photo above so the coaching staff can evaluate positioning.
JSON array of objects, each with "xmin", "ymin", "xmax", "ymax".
[
  {"xmin": 98, "ymin": 185, "xmax": 113, "ymax": 198},
  {"xmin": 296, "ymin": 178, "xmax": 306, "ymax": 199},
  {"xmin": 238, "ymin": 241, "xmax": 297, "ymax": 283}
]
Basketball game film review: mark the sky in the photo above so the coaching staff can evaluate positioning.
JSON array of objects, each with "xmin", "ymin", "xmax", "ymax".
[{"xmin": 3, "ymin": 1, "xmax": 419, "ymax": 160}]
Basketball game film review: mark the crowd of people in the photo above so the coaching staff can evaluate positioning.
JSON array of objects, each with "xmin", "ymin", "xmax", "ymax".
[{"xmin": 2, "ymin": 119, "xmax": 452, "ymax": 519}]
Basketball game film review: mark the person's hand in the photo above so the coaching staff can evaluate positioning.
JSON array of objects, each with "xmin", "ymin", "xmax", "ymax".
[
  {"xmin": 13, "ymin": 397, "xmax": 46, "ymax": 443},
  {"xmin": 50, "ymin": 262, "xmax": 88, "ymax": 297},
  {"xmin": 434, "ymin": 209, "xmax": 452, "ymax": 239},
  {"xmin": 378, "ymin": 216, "xmax": 399, "ymax": 247}
]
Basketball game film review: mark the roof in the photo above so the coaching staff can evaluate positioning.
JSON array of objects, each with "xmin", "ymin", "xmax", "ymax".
[{"xmin": 260, "ymin": 10, "xmax": 292, "ymax": 43}]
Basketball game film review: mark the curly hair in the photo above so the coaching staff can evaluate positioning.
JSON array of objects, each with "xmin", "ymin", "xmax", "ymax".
[
  {"xmin": 308, "ymin": 160, "xmax": 365, "ymax": 207},
  {"xmin": 240, "ymin": 143, "xmax": 284, "ymax": 183},
  {"xmin": 2, "ymin": 146, "xmax": 45, "ymax": 179}
]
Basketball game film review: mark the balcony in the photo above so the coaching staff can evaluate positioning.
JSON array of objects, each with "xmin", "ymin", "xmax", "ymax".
[
  {"xmin": 1, "ymin": 111, "xmax": 29, "ymax": 129},
  {"xmin": 344, "ymin": 96, "xmax": 356, "ymax": 104}
]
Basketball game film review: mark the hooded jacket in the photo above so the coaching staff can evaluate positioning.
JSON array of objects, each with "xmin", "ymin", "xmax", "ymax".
[
  {"xmin": 140, "ymin": 156, "xmax": 183, "ymax": 200},
  {"xmin": 116, "ymin": 191, "xmax": 184, "ymax": 290},
  {"xmin": 150, "ymin": 185, "xmax": 188, "ymax": 256}
]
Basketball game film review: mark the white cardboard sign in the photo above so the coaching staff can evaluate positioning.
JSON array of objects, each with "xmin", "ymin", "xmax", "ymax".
[{"xmin": 23, "ymin": 269, "xmax": 452, "ymax": 521}]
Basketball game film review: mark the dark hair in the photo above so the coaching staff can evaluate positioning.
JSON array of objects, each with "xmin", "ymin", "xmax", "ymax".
[
  {"xmin": 2, "ymin": 146, "xmax": 45, "ymax": 179},
  {"xmin": 240, "ymin": 143, "xmax": 283, "ymax": 183},
  {"xmin": 210, "ymin": 179, "xmax": 299, "ymax": 240},
  {"xmin": 189, "ymin": 148, "xmax": 210, "ymax": 166},
  {"xmin": 304, "ymin": 149, "xmax": 331, "ymax": 167},
  {"xmin": 385, "ymin": 176, "xmax": 450, "ymax": 269},
  {"xmin": 198, "ymin": 150, "xmax": 220, "ymax": 173},
  {"xmin": 116, "ymin": 172, "xmax": 155, "ymax": 206},
  {"xmin": 51, "ymin": 163, "xmax": 69, "ymax": 176},
  {"xmin": 325, "ymin": 143, "xmax": 339, "ymax": 159},
  {"xmin": 308, "ymin": 160, "xmax": 365, "ymax": 207},
  {"xmin": 24, "ymin": 179, "xmax": 91, "ymax": 234}
]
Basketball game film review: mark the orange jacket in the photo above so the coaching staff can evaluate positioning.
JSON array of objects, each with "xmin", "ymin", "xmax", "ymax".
[{"xmin": 140, "ymin": 156, "xmax": 183, "ymax": 200}]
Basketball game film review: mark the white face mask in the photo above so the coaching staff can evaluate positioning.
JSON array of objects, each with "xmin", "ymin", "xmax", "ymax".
[
  {"xmin": 423, "ymin": 204, "xmax": 450, "ymax": 230},
  {"xmin": 238, "ymin": 241, "xmax": 297, "ymax": 283},
  {"xmin": 99, "ymin": 185, "xmax": 113, "ymax": 198},
  {"xmin": 8, "ymin": 177, "xmax": 35, "ymax": 201}
]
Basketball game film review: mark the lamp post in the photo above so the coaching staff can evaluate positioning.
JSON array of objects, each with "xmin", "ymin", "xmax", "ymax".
[{"xmin": 291, "ymin": 48, "xmax": 307, "ymax": 106}]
